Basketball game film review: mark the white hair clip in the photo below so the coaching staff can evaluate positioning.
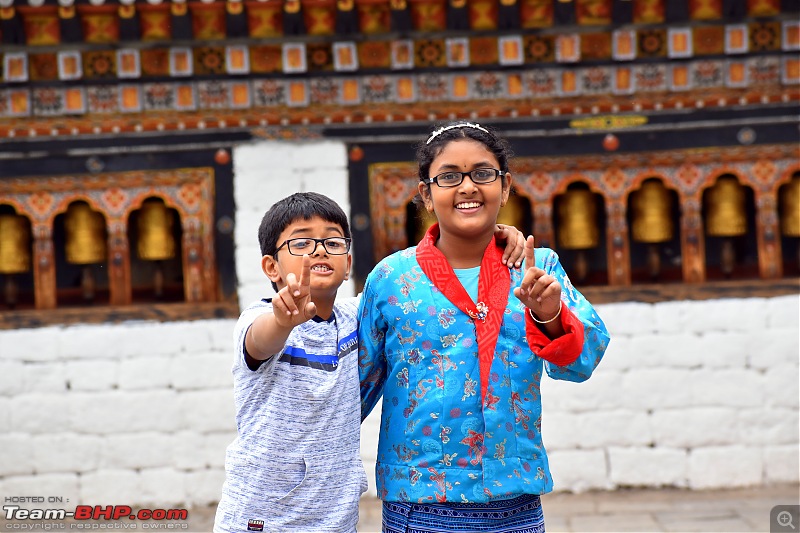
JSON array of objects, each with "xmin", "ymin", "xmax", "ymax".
[{"xmin": 426, "ymin": 122, "xmax": 490, "ymax": 144}]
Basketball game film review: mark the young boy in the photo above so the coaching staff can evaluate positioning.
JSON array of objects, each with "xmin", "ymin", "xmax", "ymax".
[
  {"xmin": 214, "ymin": 191, "xmax": 525, "ymax": 533},
  {"xmin": 214, "ymin": 192, "xmax": 365, "ymax": 533}
]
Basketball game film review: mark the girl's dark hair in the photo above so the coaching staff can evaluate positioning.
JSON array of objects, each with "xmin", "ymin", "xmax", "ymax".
[
  {"xmin": 258, "ymin": 192, "xmax": 351, "ymax": 290},
  {"xmin": 416, "ymin": 122, "xmax": 513, "ymax": 183}
]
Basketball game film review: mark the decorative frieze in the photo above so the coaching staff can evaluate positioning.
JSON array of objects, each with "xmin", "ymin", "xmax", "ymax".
[{"xmin": 1, "ymin": 54, "xmax": 795, "ymax": 126}]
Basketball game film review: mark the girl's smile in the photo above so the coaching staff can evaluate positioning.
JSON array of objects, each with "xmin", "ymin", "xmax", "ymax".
[{"xmin": 455, "ymin": 201, "xmax": 483, "ymax": 213}]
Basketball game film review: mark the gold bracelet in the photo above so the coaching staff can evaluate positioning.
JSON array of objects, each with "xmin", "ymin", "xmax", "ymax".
[{"xmin": 529, "ymin": 303, "xmax": 562, "ymax": 324}]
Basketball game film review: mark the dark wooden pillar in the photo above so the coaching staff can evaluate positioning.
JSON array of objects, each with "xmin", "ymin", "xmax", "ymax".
[
  {"xmin": 532, "ymin": 203, "xmax": 555, "ymax": 250},
  {"xmin": 681, "ymin": 197, "xmax": 706, "ymax": 283},
  {"xmin": 606, "ymin": 200, "xmax": 631, "ymax": 286},
  {"xmin": 108, "ymin": 223, "xmax": 132, "ymax": 305},
  {"xmin": 32, "ymin": 226, "xmax": 57, "ymax": 309},
  {"xmin": 182, "ymin": 227, "xmax": 204, "ymax": 303},
  {"xmin": 755, "ymin": 193, "xmax": 783, "ymax": 279}
]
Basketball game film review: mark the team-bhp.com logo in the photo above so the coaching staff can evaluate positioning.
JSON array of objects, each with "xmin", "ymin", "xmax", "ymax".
[{"xmin": 3, "ymin": 499, "xmax": 190, "ymax": 530}]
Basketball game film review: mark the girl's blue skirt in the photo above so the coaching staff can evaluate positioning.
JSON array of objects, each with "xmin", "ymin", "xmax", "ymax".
[{"xmin": 382, "ymin": 493, "xmax": 545, "ymax": 533}]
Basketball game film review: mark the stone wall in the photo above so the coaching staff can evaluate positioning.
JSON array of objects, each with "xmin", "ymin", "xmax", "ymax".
[
  {"xmin": 0, "ymin": 140, "xmax": 797, "ymax": 508},
  {"xmin": 0, "ymin": 318, "xmax": 236, "ymax": 507}
]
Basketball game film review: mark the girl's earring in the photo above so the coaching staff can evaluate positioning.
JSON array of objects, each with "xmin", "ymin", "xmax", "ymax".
[{"xmin": 422, "ymin": 193, "xmax": 433, "ymax": 211}]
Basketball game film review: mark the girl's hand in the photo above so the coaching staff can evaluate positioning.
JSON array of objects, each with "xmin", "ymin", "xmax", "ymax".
[
  {"xmin": 272, "ymin": 254, "xmax": 317, "ymax": 328},
  {"xmin": 513, "ymin": 236, "xmax": 562, "ymax": 322},
  {"xmin": 494, "ymin": 224, "xmax": 525, "ymax": 268}
]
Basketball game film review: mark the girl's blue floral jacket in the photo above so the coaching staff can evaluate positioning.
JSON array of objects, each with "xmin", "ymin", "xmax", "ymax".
[{"xmin": 358, "ymin": 246, "xmax": 610, "ymax": 504}]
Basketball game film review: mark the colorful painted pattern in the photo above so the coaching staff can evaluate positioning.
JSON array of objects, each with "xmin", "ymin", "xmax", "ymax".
[
  {"xmin": 3, "ymin": 54, "xmax": 794, "ymax": 123},
  {"xmin": 0, "ymin": 21, "xmax": 794, "ymax": 84}
]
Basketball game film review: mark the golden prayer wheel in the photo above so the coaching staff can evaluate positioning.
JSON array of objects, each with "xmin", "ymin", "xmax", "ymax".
[
  {"xmin": 65, "ymin": 203, "xmax": 107, "ymax": 265},
  {"xmin": 631, "ymin": 180, "xmax": 674, "ymax": 244},
  {"xmin": 557, "ymin": 189, "xmax": 599, "ymax": 250},
  {"xmin": 65, "ymin": 202, "xmax": 107, "ymax": 302},
  {"xmin": 705, "ymin": 176, "xmax": 747, "ymax": 277},
  {"xmin": 780, "ymin": 176, "xmax": 800, "ymax": 237},
  {"xmin": 0, "ymin": 214, "xmax": 31, "ymax": 274},
  {"xmin": 137, "ymin": 199, "xmax": 177, "ymax": 299},
  {"xmin": 558, "ymin": 188, "xmax": 599, "ymax": 282},
  {"xmin": 705, "ymin": 177, "xmax": 747, "ymax": 237},
  {"xmin": 0, "ymin": 213, "xmax": 31, "ymax": 308},
  {"xmin": 137, "ymin": 199, "xmax": 176, "ymax": 261},
  {"xmin": 631, "ymin": 180, "xmax": 674, "ymax": 280}
]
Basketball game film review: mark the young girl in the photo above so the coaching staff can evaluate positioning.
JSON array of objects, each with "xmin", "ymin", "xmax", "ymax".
[{"xmin": 358, "ymin": 122, "xmax": 611, "ymax": 532}]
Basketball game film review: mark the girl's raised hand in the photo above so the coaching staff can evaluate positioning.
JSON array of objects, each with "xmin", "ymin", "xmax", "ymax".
[
  {"xmin": 272, "ymin": 254, "xmax": 317, "ymax": 328},
  {"xmin": 513, "ymin": 236, "xmax": 562, "ymax": 322}
]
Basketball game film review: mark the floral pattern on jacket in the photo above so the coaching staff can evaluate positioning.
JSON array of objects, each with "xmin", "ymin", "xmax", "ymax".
[{"xmin": 358, "ymin": 246, "xmax": 610, "ymax": 504}]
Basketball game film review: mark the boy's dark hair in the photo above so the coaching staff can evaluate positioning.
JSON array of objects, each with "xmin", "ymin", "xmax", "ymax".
[
  {"xmin": 258, "ymin": 192, "xmax": 351, "ymax": 291},
  {"xmin": 416, "ymin": 122, "xmax": 513, "ymax": 183}
]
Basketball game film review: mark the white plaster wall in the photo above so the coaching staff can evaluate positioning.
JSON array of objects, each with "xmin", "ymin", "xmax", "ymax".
[
  {"xmin": 233, "ymin": 140, "xmax": 356, "ymax": 306},
  {"xmin": 0, "ymin": 139, "xmax": 797, "ymax": 509},
  {"xmin": 0, "ymin": 319, "xmax": 237, "ymax": 507},
  {"xmin": 544, "ymin": 296, "xmax": 800, "ymax": 492}
]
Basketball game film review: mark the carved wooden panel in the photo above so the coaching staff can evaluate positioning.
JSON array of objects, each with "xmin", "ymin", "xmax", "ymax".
[
  {"xmin": 0, "ymin": 168, "xmax": 217, "ymax": 311},
  {"xmin": 368, "ymin": 143, "xmax": 799, "ymax": 286}
]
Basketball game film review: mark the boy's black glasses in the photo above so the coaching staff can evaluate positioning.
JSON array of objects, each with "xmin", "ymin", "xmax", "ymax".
[
  {"xmin": 274, "ymin": 237, "xmax": 352, "ymax": 256},
  {"xmin": 425, "ymin": 168, "xmax": 506, "ymax": 188}
]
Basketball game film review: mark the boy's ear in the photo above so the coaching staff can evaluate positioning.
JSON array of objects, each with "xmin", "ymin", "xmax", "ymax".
[
  {"xmin": 262, "ymin": 255, "xmax": 283, "ymax": 285},
  {"xmin": 345, "ymin": 253, "xmax": 352, "ymax": 281},
  {"xmin": 418, "ymin": 182, "xmax": 433, "ymax": 212}
]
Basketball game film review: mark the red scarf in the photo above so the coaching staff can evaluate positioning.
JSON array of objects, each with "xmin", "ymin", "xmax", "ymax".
[{"xmin": 416, "ymin": 223, "xmax": 511, "ymax": 402}]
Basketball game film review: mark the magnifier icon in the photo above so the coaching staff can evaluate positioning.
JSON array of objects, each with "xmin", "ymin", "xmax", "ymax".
[{"xmin": 778, "ymin": 510, "xmax": 796, "ymax": 530}]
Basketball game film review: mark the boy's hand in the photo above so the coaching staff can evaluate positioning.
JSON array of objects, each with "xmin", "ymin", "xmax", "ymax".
[
  {"xmin": 273, "ymin": 255, "xmax": 317, "ymax": 328},
  {"xmin": 513, "ymin": 236, "xmax": 562, "ymax": 322},
  {"xmin": 494, "ymin": 224, "xmax": 525, "ymax": 268}
]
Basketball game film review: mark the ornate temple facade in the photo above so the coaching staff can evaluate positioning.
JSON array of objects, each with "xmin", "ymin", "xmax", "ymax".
[{"xmin": 0, "ymin": 0, "xmax": 798, "ymax": 316}]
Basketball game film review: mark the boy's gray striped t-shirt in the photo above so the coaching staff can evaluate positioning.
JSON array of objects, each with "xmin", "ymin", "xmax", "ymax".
[{"xmin": 214, "ymin": 298, "xmax": 367, "ymax": 533}]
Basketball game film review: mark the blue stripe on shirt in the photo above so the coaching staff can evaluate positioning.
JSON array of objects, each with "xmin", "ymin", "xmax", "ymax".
[
  {"xmin": 282, "ymin": 345, "xmax": 339, "ymax": 365},
  {"xmin": 277, "ymin": 331, "xmax": 357, "ymax": 372},
  {"xmin": 338, "ymin": 330, "xmax": 358, "ymax": 357}
]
